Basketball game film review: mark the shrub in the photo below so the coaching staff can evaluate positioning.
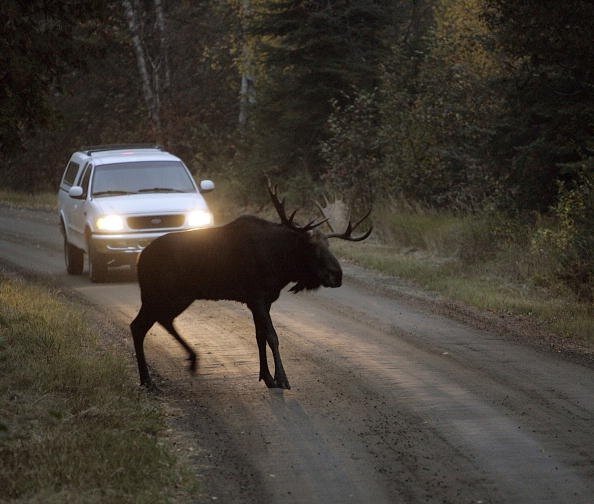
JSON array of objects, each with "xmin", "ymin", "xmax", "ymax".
[
  {"xmin": 531, "ymin": 168, "xmax": 594, "ymax": 300},
  {"xmin": 320, "ymin": 90, "xmax": 382, "ymax": 208}
]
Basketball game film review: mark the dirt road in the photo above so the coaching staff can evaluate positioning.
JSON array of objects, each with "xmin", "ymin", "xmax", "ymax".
[{"xmin": 1, "ymin": 204, "xmax": 592, "ymax": 503}]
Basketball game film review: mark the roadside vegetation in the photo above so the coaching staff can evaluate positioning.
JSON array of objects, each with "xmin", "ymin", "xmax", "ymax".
[
  {"xmin": 0, "ymin": 273, "xmax": 196, "ymax": 502},
  {"xmin": 332, "ymin": 200, "xmax": 593, "ymax": 345},
  {"xmin": 0, "ymin": 189, "xmax": 56, "ymax": 211}
]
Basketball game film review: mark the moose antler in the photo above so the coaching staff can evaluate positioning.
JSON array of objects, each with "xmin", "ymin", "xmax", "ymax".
[
  {"xmin": 267, "ymin": 178, "xmax": 328, "ymax": 232},
  {"xmin": 324, "ymin": 207, "xmax": 373, "ymax": 241}
]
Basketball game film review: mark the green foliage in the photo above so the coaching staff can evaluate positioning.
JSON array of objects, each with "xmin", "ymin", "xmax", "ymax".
[
  {"xmin": 379, "ymin": 0, "xmax": 502, "ymax": 208},
  {"xmin": 531, "ymin": 168, "xmax": 594, "ymax": 300},
  {"xmin": 320, "ymin": 90, "xmax": 382, "ymax": 206},
  {"xmin": 247, "ymin": 0, "xmax": 393, "ymax": 180},
  {"xmin": 1, "ymin": 1, "xmax": 241, "ymax": 191},
  {"xmin": 0, "ymin": 1, "xmax": 111, "ymax": 159},
  {"xmin": 484, "ymin": 0, "xmax": 594, "ymax": 211},
  {"xmin": 164, "ymin": 2, "xmax": 241, "ymax": 171}
]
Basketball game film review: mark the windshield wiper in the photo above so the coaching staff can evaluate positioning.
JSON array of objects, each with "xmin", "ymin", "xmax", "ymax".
[
  {"xmin": 93, "ymin": 190, "xmax": 137, "ymax": 196},
  {"xmin": 137, "ymin": 187, "xmax": 186, "ymax": 193}
]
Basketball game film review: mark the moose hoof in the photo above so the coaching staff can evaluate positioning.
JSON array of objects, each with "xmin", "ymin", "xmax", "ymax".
[
  {"xmin": 187, "ymin": 355, "xmax": 197, "ymax": 374},
  {"xmin": 261, "ymin": 373, "xmax": 276, "ymax": 388},
  {"xmin": 274, "ymin": 376, "xmax": 291, "ymax": 390}
]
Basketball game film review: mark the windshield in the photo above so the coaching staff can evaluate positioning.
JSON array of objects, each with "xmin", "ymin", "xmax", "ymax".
[{"xmin": 91, "ymin": 161, "xmax": 196, "ymax": 197}]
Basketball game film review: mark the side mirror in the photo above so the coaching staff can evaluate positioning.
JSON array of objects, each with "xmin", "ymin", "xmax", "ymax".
[
  {"xmin": 69, "ymin": 186, "xmax": 84, "ymax": 199},
  {"xmin": 199, "ymin": 180, "xmax": 215, "ymax": 193}
]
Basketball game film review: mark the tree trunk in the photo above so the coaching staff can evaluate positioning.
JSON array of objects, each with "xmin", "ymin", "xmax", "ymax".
[
  {"xmin": 153, "ymin": 0, "xmax": 170, "ymax": 90},
  {"xmin": 239, "ymin": 0, "xmax": 255, "ymax": 129},
  {"xmin": 122, "ymin": 0, "xmax": 162, "ymax": 142}
]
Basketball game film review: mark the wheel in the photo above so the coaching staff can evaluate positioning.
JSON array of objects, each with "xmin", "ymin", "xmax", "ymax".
[
  {"xmin": 88, "ymin": 242, "xmax": 108, "ymax": 283},
  {"xmin": 64, "ymin": 236, "xmax": 84, "ymax": 275}
]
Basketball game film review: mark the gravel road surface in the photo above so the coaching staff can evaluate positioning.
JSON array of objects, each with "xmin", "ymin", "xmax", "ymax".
[{"xmin": 0, "ymin": 205, "xmax": 592, "ymax": 503}]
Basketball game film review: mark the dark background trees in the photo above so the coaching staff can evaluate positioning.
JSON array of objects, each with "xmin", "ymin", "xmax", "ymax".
[
  {"xmin": 244, "ymin": 0, "xmax": 393, "ymax": 185},
  {"xmin": 1, "ymin": 0, "xmax": 591, "ymax": 296},
  {"xmin": 0, "ymin": 0, "xmax": 239, "ymax": 189},
  {"xmin": 0, "ymin": 0, "xmax": 112, "ymax": 186},
  {"xmin": 1, "ymin": 0, "xmax": 591, "ymax": 218},
  {"xmin": 484, "ymin": 0, "xmax": 594, "ymax": 212}
]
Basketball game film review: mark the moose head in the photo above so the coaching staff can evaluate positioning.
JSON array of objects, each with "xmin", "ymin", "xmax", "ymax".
[{"xmin": 266, "ymin": 179, "xmax": 372, "ymax": 293}]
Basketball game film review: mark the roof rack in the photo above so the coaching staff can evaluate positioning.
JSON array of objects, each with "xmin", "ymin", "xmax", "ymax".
[{"xmin": 80, "ymin": 144, "xmax": 163, "ymax": 156}]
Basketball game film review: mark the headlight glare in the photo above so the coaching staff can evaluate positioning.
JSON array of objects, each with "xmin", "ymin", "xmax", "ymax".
[
  {"xmin": 187, "ymin": 210, "xmax": 213, "ymax": 228},
  {"xmin": 96, "ymin": 215, "xmax": 125, "ymax": 232}
]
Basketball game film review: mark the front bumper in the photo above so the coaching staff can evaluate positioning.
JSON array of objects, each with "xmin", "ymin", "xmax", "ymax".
[{"xmin": 90, "ymin": 231, "xmax": 167, "ymax": 254}]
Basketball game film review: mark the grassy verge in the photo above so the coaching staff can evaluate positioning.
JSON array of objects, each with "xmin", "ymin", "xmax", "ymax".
[
  {"xmin": 0, "ymin": 273, "xmax": 196, "ymax": 502},
  {"xmin": 0, "ymin": 189, "xmax": 57, "ymax": 211},
  {"xmin": 332, "ymin": 205, "xmax": 593, "ymax": 346}
]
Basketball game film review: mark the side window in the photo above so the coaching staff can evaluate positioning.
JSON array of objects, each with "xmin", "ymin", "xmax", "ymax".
[
  {"xmin": 75, "ymin": 162, "xmax": 91, "ymax": 185},
  {"xmin": 62, "ymin": 161, "xmax": 80, "ymax": 187},
  {"xmin": 80, "ymin": 165, "xmax": 92, "ymax": 198}
]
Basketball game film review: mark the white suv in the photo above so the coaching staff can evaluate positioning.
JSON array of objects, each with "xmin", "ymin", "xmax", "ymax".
[{"xmin": 58, "ymin": 144, "xmax": 214, "ymax": 282}]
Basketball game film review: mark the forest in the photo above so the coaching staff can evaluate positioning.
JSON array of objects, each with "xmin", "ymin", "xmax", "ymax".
[{"xmin": 0, "ymin": 0, "xmax": 592, "ymax": 302}]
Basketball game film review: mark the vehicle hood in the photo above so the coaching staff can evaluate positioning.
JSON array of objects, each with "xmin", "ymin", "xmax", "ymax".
[{"xmin": 90, "ymin": 193, "xmax": 209, "ymax": 215}]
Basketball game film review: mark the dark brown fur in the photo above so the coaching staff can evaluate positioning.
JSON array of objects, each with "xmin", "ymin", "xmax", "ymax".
[{"xmin": 130, "ymin": 215, "xmax": 342, "ymax": 389}]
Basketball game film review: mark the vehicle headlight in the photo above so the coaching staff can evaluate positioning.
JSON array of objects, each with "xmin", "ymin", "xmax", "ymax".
[
  {"xmin": 96, "ymin": 215, "xmax": 125, "ymax": 232},
  {"xmin": 187, "ymin": 210, "xmax": 213, "ymax": 228}
]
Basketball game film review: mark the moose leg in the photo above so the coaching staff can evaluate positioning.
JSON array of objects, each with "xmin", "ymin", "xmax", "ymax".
[
  {"xmin": 255, "ymin": 328, "xmax": 275, "ymax": 388},
  {"xmin": 159, "ymin": 319, "xmax": 197, "ymax": 374},
  {"xmin": 130, "ymin": 304, "xmax": 156, "ymax": 388},
  {"xmin": 249, "ymin": 302, "xmax": 290, "ymax": 389}
]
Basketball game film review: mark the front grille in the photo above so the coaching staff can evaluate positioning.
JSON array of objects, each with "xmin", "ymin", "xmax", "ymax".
[{"xmin": 127, "ymin": 214, "xmax": 185, "ymax": 230}]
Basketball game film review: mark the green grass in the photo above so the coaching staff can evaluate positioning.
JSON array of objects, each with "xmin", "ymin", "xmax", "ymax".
[
  {"xmin": 0, "ymin": 189, "xmax": 57, "ymax": 211},
  {"xmin": 0, "ymin": 274, "xmax": 196, "ymax": 502},
  {"xmin": 332, "ymin": 209, "xmax": 594, "ymax": 345}
]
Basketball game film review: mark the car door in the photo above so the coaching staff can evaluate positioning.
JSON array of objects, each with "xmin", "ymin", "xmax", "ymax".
[
  {"xmin": 59, "ymin": 160, "xmax": 80, "ymax": 235},
  {"xmin": 67, "ymin": 163, "xmax": 93, "ymax": 250}
]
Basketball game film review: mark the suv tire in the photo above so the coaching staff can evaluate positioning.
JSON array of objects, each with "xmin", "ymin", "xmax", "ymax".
[
  {"xmin": 88, "ymin": 241, "xmax": 108, "ymax": 283},
  {"xmin": 64, "ymin": 237, "xmax": 84, "ymax": 275}
]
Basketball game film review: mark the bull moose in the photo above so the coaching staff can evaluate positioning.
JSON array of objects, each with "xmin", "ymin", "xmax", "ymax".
[{"xmin": 130, "ymin": 182, "xmax": 372, "ymax": 390}]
